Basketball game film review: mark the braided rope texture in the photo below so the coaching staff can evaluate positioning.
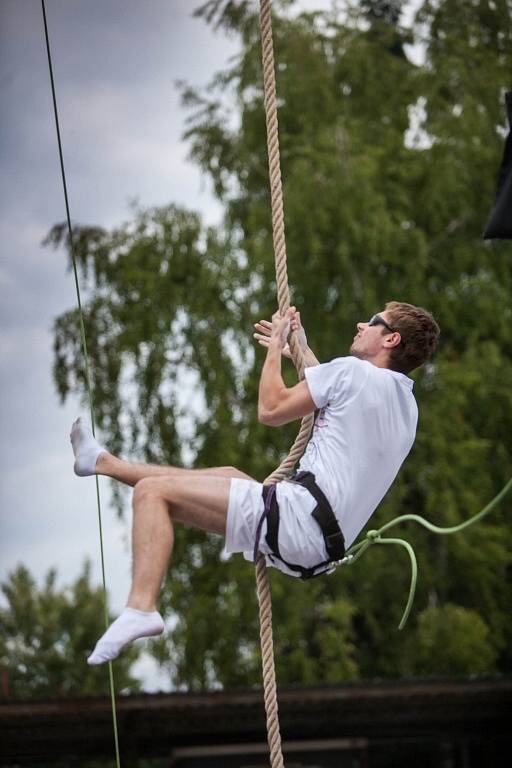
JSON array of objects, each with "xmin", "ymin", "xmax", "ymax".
[{"xmin": 256, "ymin": 1, "xmax": 316, "ymax": 765}]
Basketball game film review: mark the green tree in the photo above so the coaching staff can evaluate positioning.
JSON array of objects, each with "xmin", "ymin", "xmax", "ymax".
[
  {"xmin": 0, "ymin": 563, "xmax": 140, "ymax": 697},
  {"xmin": 403, "ymin": 603, "xmax": 497, "ymax": 677},
  {"xmin": 49, "ymin": 0, "xmax": 512, "ymax": 687}
]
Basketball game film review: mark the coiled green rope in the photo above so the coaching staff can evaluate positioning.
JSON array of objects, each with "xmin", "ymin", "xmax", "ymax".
[{"xmin": 343, "ymin": 475, "xmax": 512, "ymax": 629}]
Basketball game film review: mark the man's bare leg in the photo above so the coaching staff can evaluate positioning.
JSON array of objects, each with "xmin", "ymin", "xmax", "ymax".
[
  {"xmin": 127, "ymin": 474, "xmax": 231, "ymax": 610},
  {"xmin": 72, "ymin": 418, "xmax": 252, "ymax": 665},
  {"xmin": 87, "ymin": 473, "xmax": 234, "ymax": 665},
  {"xmin": 71, "ymin": 416, "xmax": 254, "ymax": 486},
  {"xmin": 96, "ymin": 452, "xmax": 253, "ymax": 487}
]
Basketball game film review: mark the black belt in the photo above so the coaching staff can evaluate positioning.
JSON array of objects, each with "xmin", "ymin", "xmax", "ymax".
[{"xmin": 255, "ymin": 470, "xmax": 345, "ymax": 580}]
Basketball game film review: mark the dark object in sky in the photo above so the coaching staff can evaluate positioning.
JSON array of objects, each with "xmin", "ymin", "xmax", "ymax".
[{"xmin": 483, "ymin": 91, "xmax": 512, "ymax": 240}]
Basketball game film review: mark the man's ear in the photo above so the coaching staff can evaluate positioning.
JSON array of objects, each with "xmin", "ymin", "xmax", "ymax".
[{"xmin": 384, "ymin": 332, "xmax": 401, "ymax": 349}]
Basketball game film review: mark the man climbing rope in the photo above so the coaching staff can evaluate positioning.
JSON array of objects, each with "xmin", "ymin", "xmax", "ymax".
[{"xmin": 70, "ymin": 301, "xmax": 439, "ymax": 665}]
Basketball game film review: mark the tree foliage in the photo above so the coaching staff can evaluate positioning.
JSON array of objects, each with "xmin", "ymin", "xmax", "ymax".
[
  {"xmin": 48, "ymin": 0, "xmax": 512, "ymax": 688},
  {"xmin": 0, "ymin": 563, "xmax": 140, "ymax": 697},
  {"xmin": 404, "ymin": 603, "xmax": 497, "ymax": 677}
]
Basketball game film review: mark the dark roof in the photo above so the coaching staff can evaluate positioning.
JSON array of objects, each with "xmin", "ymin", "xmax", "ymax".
[{"xmin": 1, "ymin": 677, "xmax": 511, "ymax": 765}]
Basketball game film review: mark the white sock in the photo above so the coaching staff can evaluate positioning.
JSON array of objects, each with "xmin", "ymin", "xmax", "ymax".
[
  {"xmin": 87, "ymin": 607, "xmax": 165, "ymax": 666},
  {"xmin": 70, "ymin": 417, "xmax": 106, "ymax": 476}
]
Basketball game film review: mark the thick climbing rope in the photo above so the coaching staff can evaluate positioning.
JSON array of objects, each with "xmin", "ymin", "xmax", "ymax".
[
  {"xmin": 41, "ymin": 3, "xmax": 121, "ymax": 766},
  {"xmin": 256, "ymin": 1, "xmax": 315, "ymax": 766}
]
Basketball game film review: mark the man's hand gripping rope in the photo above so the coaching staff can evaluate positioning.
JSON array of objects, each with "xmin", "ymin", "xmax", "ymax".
[{"xmin": 254, "ymin": 306, "xmax": 308, "ymax": 358}]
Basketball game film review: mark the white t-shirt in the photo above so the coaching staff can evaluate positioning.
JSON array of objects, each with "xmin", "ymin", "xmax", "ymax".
[{"xmin": 299, "ymin": 355, "xmax": 418, "ymax": 548}]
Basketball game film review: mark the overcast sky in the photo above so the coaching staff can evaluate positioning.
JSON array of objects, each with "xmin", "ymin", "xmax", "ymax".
[
  {"xmin": 0, "ymin": 0, "xmax": 337, "ymax": 693},
  {"xmin": 0, "ymin": 0, "xmax": 422, "ymax": 691}
]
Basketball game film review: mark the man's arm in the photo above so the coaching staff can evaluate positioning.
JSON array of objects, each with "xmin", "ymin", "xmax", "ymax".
[
  {"xmin": 258, "ymin": 309, "xmax": 317, "ymax": 427},
  {"xmin": 302, "ymin": 346, "xmax": 320, "ymax": 367}
]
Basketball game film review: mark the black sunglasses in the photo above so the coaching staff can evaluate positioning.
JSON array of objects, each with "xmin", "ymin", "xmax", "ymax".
[{"xmin": 368, "ymin": 314, "xmax": 398, "ymax": 334}]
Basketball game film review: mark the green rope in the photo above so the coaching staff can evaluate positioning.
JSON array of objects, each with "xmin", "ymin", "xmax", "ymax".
[
  {"xmin": 41, "ymin": 2, "xmax": 121, "ymax": 764},
  {"xmin": 343, "ymin": 475, "xmax": 512, "ymax": 630}
]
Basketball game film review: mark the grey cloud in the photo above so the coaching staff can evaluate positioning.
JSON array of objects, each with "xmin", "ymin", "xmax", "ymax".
[{"xmin": 0, "ymin": 1, "xmax": 239, "ymax": 690}]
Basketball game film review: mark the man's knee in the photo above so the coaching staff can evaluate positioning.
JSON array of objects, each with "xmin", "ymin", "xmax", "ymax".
[{"xmin": 133, "ymin": 477, "xmax": 163, "ymax": 506}]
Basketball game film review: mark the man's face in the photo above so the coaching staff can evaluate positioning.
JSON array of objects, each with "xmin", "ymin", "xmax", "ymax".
[{"xmin": 349, "ymin": 310, "xmax": 397, "ymax": 361}]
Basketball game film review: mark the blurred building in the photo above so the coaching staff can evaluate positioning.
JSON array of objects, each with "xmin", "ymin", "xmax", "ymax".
[{"xmin": 1, "ymin": 677, "xmax": 510, "ymax": 767}]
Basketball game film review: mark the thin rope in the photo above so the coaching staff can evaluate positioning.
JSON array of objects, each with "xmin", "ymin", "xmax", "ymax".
[{"xmin": 41, "ymin": 3, "xmax": 121, "ymax": 765}]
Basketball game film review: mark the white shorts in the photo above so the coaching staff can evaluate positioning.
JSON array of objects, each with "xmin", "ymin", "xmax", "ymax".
[{"xmin": 225, "ymin": 477, "xmax": 329, "ymax": 577}]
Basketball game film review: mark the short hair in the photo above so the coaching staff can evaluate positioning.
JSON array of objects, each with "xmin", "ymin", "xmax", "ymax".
[{"xmin": 384, "ymin": 301, "xmax": 440, "ymax": 374}]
